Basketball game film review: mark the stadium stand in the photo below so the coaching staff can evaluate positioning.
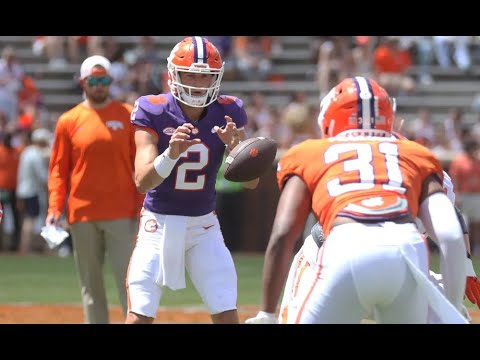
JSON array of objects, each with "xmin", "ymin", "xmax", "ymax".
[{"xmin": 1, "ymin": 36, "xmax": 479, "ymax": 125}]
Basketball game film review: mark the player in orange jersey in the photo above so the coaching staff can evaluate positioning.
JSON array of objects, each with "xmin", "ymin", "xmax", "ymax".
[
  {"xmin": 248, "ymin": 76, "xmax": 467, "ymax": 324},
  {"xmin": 46, "ymin": 55, "xmax": 143, "ymax": 324}
]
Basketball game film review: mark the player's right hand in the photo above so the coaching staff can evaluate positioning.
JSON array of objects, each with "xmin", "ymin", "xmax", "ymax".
[
  {"xmin": 168, "ymin": 123, "xmax": 202, "ymax": 159},
  {"xmin": 45, "ymin": 213, "xmax": 59, "ymax": 227},
  {"xmin": 244, "ymin": 311, "xmax": 278, "ymax": 324}
]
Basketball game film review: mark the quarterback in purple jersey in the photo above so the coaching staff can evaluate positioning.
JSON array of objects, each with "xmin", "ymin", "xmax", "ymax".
[{"xmin": 125, "ymin": 36, "xmax": 259, "ymax": 324}]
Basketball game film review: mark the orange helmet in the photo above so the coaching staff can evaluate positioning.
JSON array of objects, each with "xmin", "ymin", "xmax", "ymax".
[
  {"xmin": 167, "ymin": 36, "xmax": 224, "ymax": 108},
  {"xmin": 317, "ymin": 76, "xmax": 395, "ymax": 138}
]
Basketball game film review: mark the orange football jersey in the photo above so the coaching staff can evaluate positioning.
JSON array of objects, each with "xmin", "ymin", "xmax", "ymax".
[{"xmin": 277, "ymin": 137, "xmax": 444, "ymax": 236}]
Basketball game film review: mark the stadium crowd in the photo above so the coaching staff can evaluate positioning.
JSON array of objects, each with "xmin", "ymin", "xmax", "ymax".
[{"xmin": 0, "ymin": 36, "xmax": 480, "ymax": 257}]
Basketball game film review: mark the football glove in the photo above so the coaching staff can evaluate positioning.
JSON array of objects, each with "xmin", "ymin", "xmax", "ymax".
[
  {"xmin": 245, "ymin": 311, "xmax": 278, "ymax": 324},
  {"xmin": 465, "ymin": 258, "xmax": 480, "ymax": 309}
]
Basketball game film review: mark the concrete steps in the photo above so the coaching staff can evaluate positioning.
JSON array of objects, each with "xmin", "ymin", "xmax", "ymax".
[{"xmin": 2, "ymin": 36, "xmax": 479, "ymax": 127}]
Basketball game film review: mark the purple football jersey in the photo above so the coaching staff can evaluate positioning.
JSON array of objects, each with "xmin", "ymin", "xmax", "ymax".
[{"xmin": 131, "ymin": 92, "xmax": 248, "ymax": 216}]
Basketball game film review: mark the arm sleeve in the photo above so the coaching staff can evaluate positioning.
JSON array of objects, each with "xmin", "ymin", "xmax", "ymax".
[
  {"xmin": 419, "ymin": 192, "xmax": 466, "ymax": 310},
  {"xmin": 47, "ymin": 119, "xmax": 71, "ymax": 216}
]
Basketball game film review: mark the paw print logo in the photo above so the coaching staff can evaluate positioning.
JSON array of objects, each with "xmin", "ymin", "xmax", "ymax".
[
  {"xmin": 144, "ymin": 219, "xmax": 158, "ymax": 233},
  {"xmin": 249, "ymin": 148, "xmax": 259, "ymax": 157}
]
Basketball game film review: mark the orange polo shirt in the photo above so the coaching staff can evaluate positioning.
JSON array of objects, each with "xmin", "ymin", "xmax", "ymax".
[{"xmin": 48, "ymin": 101, "xmax": 142, "ymax": 223}]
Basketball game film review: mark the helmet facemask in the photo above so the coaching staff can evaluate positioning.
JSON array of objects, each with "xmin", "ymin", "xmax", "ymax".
[{"xmin": 168, "ymin": 64, "xmax": 224, "ymax": 108}]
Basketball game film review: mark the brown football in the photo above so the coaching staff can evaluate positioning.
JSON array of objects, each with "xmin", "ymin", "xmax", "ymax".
[{"xmin": 223, "ymin": 137, "xmax": 278, "ymax": 182}]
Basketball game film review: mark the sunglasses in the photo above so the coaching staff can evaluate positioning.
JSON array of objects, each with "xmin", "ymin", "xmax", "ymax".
[{"xmin": 86, "ymin": 76, "xmax": 112, "ymax": 87}]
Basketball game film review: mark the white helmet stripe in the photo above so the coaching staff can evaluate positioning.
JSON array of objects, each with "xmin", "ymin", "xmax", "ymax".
[
  {"xmin": 193, "ymin": 36, "xmax": 205, "ymax": 63},
  {"xmin": 354, "ymin": 76, "xmax": 374, "ymax": 129}
]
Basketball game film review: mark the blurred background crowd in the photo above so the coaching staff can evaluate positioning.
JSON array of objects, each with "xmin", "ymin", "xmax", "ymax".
[{"xmin": 2, "ymin": 35, "xmax": 480, "ymax": 255}]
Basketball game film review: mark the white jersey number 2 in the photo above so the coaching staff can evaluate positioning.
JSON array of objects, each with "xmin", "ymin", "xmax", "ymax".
[
  {"xmin": 175, "ymin": 143, "xmax": 209, "ymax": 190},
  {"xmin": 324, "ymin": 142, "xmax": 404, "ymax": 197}
]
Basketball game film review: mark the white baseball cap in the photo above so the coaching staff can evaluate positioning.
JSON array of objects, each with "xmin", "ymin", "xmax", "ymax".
[
  {"xmin": 31, "ymin": 128, "xmax": 52, "ymax": 143},
  {"xmin": 80, "ymin": 55, "xmax": 111, "ymax": 80}
]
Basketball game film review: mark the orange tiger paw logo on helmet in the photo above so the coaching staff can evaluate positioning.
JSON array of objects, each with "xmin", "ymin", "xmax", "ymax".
[{"xmin": 249, "ymin": 148, "xmax": 259, "ymax": 157}]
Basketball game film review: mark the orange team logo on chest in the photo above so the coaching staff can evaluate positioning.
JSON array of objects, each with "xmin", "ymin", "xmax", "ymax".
[{"xmin": 147, "ymin": 95, "xmax": 167, "ymax": 104}]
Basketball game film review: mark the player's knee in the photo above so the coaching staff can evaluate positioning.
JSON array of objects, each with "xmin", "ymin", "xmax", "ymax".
[{"xmin": 205, "ymin": 290, "xmax": 237, "ymax": 315}]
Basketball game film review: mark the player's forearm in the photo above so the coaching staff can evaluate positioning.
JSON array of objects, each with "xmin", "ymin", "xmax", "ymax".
[
  {"xmin": 439, "ymin": 235, "xmax": 467, "ymax": 309},
  {"xmin": 420, "ymin": 192, "xmax": 467, "ymax": 308},
  {"xmin": 135, "ymin": 164, "xmax": 164, "ymax": 193},
  {"xmin": 261, "ymin": 231, "xmax": 298, "ymax": 313},
  {"xmin": 135, "ymin": 146, "xmax": 178, "ymax": 193}
]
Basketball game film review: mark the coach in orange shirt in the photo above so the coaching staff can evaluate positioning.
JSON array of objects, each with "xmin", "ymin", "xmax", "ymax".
[{"xmin": 46, "ymin": 55, "xmax": 141, "ymax": 324}]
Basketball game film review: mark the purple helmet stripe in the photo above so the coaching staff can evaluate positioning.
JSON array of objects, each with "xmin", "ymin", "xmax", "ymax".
[
  {"xmin": 365, "ymin": 78, "xmax": 376, "ymax": 128},
  {"xmin": 192, "ymin": 36, "xmax": 206, "ymax": 64},
  {"xmin": 354, "ymin": 76, "xmax": 374, "ymax": 129},
  {"xmin": 353, "ymin": 77, "xmax": 363, "ymax": 129}
]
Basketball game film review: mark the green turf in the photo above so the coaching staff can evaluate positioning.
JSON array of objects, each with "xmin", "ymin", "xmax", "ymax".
[
  {"xmin": 0, "ymin": 253, "xmax": 264, "ymax": 307},
  {"xmin": 0, "ymin": 253, "xmax": 477, "ymax": 310}
]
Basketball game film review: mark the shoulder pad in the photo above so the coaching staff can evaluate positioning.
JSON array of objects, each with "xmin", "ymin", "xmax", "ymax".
[{"xmin": 138, "ymin": 94, "xmax": 169, "ymax": 115}]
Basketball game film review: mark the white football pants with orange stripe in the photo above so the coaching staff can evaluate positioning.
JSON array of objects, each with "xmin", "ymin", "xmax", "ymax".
[
  {"xmin": 280, "ymin": 221, "xmax": 467, "ymax": 324},
  {"xmin": 126, "ymin": 209, "xmax": 237, "ymax": 318}
]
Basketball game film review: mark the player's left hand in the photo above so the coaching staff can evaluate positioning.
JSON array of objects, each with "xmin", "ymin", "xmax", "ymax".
[
  {"xmin": 214, "ymin": 115, "xmax": 240, "ymax": 151},
  {"xmin": 465, "ymin": 258, "xmax": 480, "ymax": 309}
]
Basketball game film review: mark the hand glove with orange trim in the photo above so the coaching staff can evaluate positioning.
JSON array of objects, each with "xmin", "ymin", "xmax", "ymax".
[
  {"xmin": 465, "ymin": 258, "xmax": 480, "ymax": 309},
  {"xmin": 245, "ymin": 311, "xmax": 278, "ymax": 324}
]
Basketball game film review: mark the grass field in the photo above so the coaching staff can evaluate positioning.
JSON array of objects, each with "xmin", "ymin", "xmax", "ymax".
[
  {"xmin": 0, "ymin": 253, "xmax": 265, "ymax": 306},
  {"xmin": 0, "ymin": 252, "xmax": 478, "ymax": 323}
]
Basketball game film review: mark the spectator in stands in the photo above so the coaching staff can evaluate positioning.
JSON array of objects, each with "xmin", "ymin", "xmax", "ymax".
[
  {"xmin": 245, "ymin": 91, "xmax": 273, "ymax": 138},
  {"xmin": 16, "ymin": 128, "xmax": 51, "ymax": 254},
  {"xmin": 0, "ymin": 131, "xmax": 21, "ymax": 251},
  {"xmin": 372, "ymin": 36, "xmax": 416, "ymax": 96},
  {"xmin": 234, "ymin": 36, "xmax": 273, "ymax": 81},
  {"xmin": 313, "ymin": 36, "xmax": 356, "ymax": 99},
  {"xmin": 280, "ymin": 92, "xmax": 317, "ymax": 149},
  {"xmin": 412, "ymin": 36, "xmax": 435, "ymax": 85},
  {"xmin": 449, "ymin": 139, "xmax": 480, "ymax": 255},
  {"xmin": 205, "ymin": 36, "xmax": 236, "ymax": 80},
  {"xmin": 125, "ymin": 36, "xmax": 161, "ymax": 97},
  {"xmin": 42, "ymin": 36, "xmax": 104, "ymax": 68},
  {"xmin": 442, "ymin": 107, "xmax": 466, "ymax": 154},
  {"xmin": 0, "ymin": 46, "xmax": 24, "ymax": 124},
  {"xmin": 433, "ymin": 36, "xmax": 472, "ymax": 72},
  {"xmin": 108, "ymin": 47, "xmax": 133, "ymax": 102},
  {"xmin": 406, "ymin": 107, "xmax": 436, "ymax": 145},
  {"xmin": 351, "ymin": 36, "xmax": 377, "ymax": 79},
  {"xmin": 0, "ymin": 111, "xmax": 8, "ymax": 141}
]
